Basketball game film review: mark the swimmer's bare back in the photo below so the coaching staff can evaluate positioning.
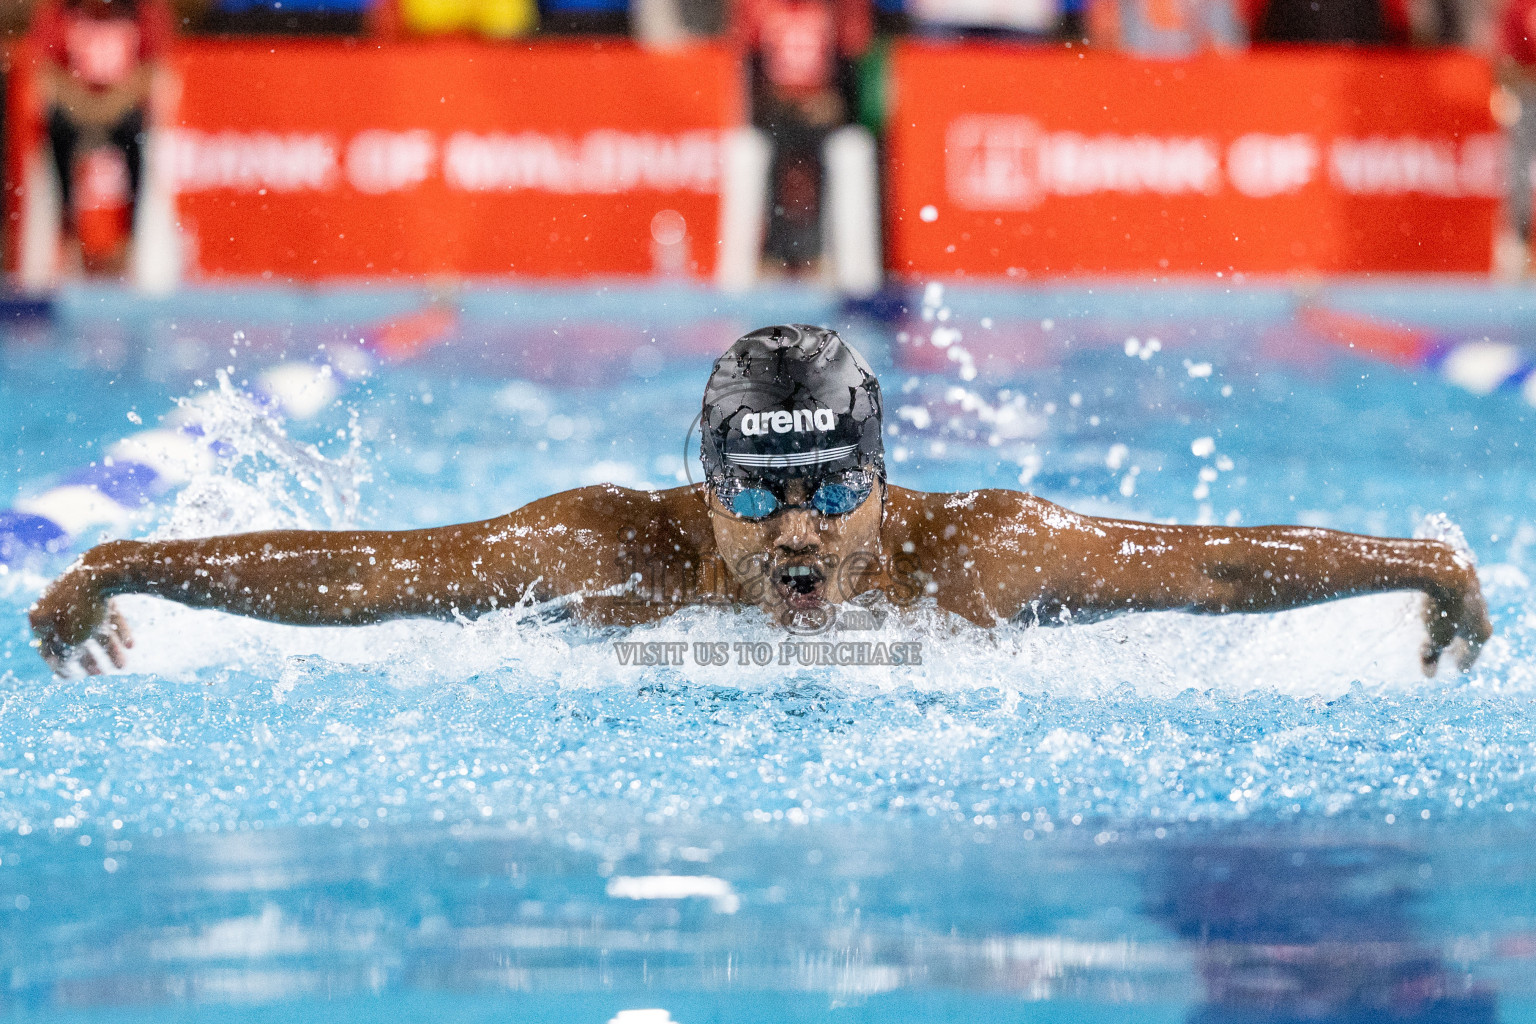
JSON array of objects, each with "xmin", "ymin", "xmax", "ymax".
[{"xmin": 30, "ymin": 483, "xmax": 1490, "ymax": 676}]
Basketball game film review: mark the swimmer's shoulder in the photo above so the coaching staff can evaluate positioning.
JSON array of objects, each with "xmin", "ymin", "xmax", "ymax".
[
  {"xmin": 494, "ymin": 482, "xmax": 712, "ymax": 544},
  {"xmin": 883, "ymin": 484, "xmax": 1086, "ymax": 537}
]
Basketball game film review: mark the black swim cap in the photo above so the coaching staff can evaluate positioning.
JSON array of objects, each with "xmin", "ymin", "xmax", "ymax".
[{"xmin": 700, "ymin": 325, "xmax": 884, "ymax": 482}]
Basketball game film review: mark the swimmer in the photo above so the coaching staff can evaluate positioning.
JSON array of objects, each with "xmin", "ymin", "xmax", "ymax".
[{"xmin": 30, "ymin": 324, "xmax": 1491, "ymax": 676}]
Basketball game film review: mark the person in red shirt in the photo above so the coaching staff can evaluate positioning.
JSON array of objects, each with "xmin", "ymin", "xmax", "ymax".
[
  {"xmin": 29, "ymin": 0, "xmax": 174, "ymax": 267},
  {"xmin": 733, "ymin": 0, "xmax": 871, "ymax": 275}
]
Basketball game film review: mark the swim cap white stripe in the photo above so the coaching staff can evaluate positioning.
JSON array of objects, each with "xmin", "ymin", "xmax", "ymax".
[{"xmin": 724, "ymin": 443, "xmax": 860, "ymax": 468}]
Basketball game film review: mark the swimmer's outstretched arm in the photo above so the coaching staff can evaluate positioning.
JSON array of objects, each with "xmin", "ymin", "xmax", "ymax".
[
  {"xmin": 971, "ymin": 494, "xmax": 1491, "ymax": 673},
  {"xmin": 28, "ymin": 485, "xmax": 664, "ymax": 674},
  {"xmin": 28, "ymin": 525, "xmax": 520, "ymax": 674}
]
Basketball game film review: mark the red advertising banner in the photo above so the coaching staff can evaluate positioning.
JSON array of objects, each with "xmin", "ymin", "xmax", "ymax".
[
  {"xmin": 170, "ymin": 40, "xmax": 740, "ymax": 280},
  {"xmin": 886, "ymin": 45, "xmax": 1499, "ymax": 277}
]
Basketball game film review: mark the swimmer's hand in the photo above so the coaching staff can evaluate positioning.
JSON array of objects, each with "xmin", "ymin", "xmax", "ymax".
[
  {"xmin": 1421, "ymin": 564, "xmax": 1491, "ymax": 675},
  {"xmin": 29, "ymin": 567, "xmax": 134, "ymax": 676}
]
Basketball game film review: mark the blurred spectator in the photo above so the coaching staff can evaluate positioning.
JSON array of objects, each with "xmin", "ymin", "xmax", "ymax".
[
  {"xmin": 1245, "ymin": 0, "xmax": 1410, "ymax": 42},
  {"xmin": 1403, "ymin": 0, "xmax": 1497, "ymax": 43},
  {"xmin": 1450, "ymin": 0, "xmax": 1497, "ymax": 46},
  {"xmin": 871, "ymin": 0, "xmax": 906, "ymax": 31},
  {"xmin": 906, "ymin": 0, "xmax": 1082, "ymax": 40},
  {"xmin": 31, "ymin": 0, "xmax": 172, "ymax": 272},
  {"xmin": 633, "ymin": 0, "xmax": 687, "ymax": 46},
  {"xmin": 540, "ymin": 0, "xmax": 627, "ymax": 34},
  {"xmin": 734, "ymin": 0, "xmax": 870, "ymax": 274},
  {"xmin": 675, "ymin": 0, "xmax": 728, "ymax": 32},
  {"xmin": 202, "ymin": 0, "xmax": 368, "ymax": 34},
  {"xmin": 633, "ymin": 0, "xmax": 725, "ymax": 47},
  {"xmin": 2, "ymin": 1, "xmax": 40, "ymax": 38},
  {"xmin": 377, "ymin": 0, "xmax": 536, "ymax": 37},
  {"xmin": 1407, "ymin": 0, "xmax": 1463, "ymax": 40},
  {"xmin": 1498, "ymin": 0, "xmax": 1536, "ymax": 269},
  {"xmin": 1088, "ymin": 0, "xmax": 1245, "ymax": 53}
]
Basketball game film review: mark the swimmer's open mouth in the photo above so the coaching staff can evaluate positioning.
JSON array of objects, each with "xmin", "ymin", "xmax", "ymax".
[{"xmin": 773, "ymin": 562, "xmax": 827, "ymax": 609}]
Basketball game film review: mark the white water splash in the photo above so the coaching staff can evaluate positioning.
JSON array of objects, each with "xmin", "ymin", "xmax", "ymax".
[
  {"xmin": 150, "ymin": 373, "xmax": 369, "ymax": 540},
  {"xmin": 109, "ymin": 581, "xmax": 1450, "ymax": 699},
  {"xmin": 1415, "ymin": 512, "xmax": 1477, "ymax": 567}
]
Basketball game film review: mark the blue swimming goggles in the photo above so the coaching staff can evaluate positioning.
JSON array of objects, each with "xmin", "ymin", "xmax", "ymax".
[{"xmin": 712, "ymin": 466, "xmax": 877, "ymax": 521}]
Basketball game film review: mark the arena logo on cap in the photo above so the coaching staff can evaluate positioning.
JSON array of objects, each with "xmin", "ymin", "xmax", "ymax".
[{"xmin": 740, "ymin": 409, "xmax": 838, "ymax": 436}]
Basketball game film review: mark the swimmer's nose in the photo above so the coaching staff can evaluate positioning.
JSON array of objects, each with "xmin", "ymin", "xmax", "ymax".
[{"xmin": 774, "ymin": 507, "xmax": 822, "ymax": 552}]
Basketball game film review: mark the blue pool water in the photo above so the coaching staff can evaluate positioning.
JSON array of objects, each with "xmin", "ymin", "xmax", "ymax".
[{"xmin": 3, "ymin": 281, "xmax": 1536, "ymax": 1022}]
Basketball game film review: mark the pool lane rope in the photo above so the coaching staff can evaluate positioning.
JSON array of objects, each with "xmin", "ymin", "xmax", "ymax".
[
  {"xmin": 1300, "ymin": 306, "xmax": 1536, "ymax": 404},
  {"xmin": 0, "ymin": 306, "xmax": 456, "ymax": 568}
]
